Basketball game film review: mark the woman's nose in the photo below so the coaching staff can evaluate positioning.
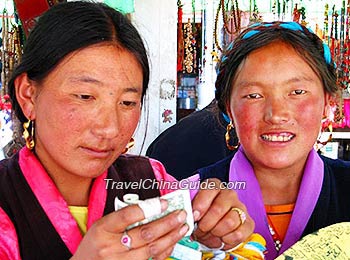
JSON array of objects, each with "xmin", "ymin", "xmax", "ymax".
[
  {"xmin": 91, "ymin": 107, "xmax": 120, "ymax": 139},
  {"xmin": 263, "ymin": 97, "xmax": 290, "ymax": 125}
]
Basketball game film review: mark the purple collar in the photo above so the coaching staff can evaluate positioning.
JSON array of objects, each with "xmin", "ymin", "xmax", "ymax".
[{"xmin": 229, "ymin": 147, "xmax": 324, "ymax": 260}]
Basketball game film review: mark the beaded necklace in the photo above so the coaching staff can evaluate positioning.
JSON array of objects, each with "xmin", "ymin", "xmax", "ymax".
[
  {"xmin": 324, "ymin": 4, "xmax": 329, "ymax": 44},
  {"xmin": 177, "ymin": 0, "xmax": 184, "ymax": 72},
  {"xmin": 221, "ymin": 0, "xmax": 240, "ymax": 35},
  {"xmin": 1, "ymin": 8, "xmax": 9, "ymax": 97},
  {"xmin": 213, "ymin": 0, "xmax": 240, "ymax": 53},
  {"xmin": 183, "ymin": 19, "xmax": 195, "ymax": 73}
]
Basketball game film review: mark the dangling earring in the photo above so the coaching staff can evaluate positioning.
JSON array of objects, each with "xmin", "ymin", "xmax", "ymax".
[
  {"xmin": 316, "ymin": 119, "xmax": 333, "ymax": 150},
  {"xmin": 225, "ymin": 122, "xmax": 239, "ymax": 150},
  {"xmin": 123, "ymin": 138, "xmax": 135, "ymax": 154},
  {"xmin": 23, "ymin": 119, "xmax": 35, "ymax": 150}
]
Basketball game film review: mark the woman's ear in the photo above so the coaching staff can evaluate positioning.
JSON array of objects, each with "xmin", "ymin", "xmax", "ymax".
[
  {"xmin": 225, "ymin": 103, "xmax": 233, "ymax": 123},
  {"xmin": 323, "ymin": 92, "xmax": 335, "ymax": 117},
  {"xmin": 14, "ymin": 73, "xmax": 36, "ymax": 120}
]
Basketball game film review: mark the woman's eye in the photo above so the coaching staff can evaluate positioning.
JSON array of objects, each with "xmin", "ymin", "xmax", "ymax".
[
  {"xmin": 245, "ymin": 93, "xmax": 262, "ymax": 99},
  {"xmin": 120, "ymin": 101, "xmax": 137, "ymax": 107},
  {"xmin": 291, "ymin": 89, "xmax": 306, "ymax": 95},
  {"xmin": 75, "ymin": 94, "xmax": 94, "ymax": 100}
]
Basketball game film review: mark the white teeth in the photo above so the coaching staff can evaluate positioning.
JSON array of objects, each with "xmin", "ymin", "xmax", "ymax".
[{"xmin": 261, "ymin": 134, "xmax": 294, "ymax": 142}]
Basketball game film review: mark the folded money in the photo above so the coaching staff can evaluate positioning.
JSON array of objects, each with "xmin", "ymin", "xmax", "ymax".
[{"xmin": 115, "ymin": 189, "xmax": 194, "ymax": 236}]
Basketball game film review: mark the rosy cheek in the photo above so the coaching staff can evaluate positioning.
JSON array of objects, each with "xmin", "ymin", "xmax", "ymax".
[
  {"xmin": 121, "ymin": 111, "xmax": 140, "ymax": 132},
  {"xmin": 296, "ymin": 107, "xmax": 322, "ymax": 133},
  {"xmin": 233, "ymin": 105, "xmax": 258, "ymax": 133}
]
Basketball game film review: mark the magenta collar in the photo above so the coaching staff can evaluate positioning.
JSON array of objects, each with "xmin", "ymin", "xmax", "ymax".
[{"xmin": 19, "ymin": 147, "xmax": 108, "ymax": 254}]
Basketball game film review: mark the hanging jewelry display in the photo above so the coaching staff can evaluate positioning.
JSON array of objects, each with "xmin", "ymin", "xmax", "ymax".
[
  {"xmin": 1, "ymin": 7, "xmax": 25, "ymax": 158},
  {"xmin": 277, "ymin": 0, "xmax": 281, "ymax": 20},
  {"xmin": 323, "ymin": 4, "xmax": 329, "ymax": 45},
  {"xmin": 322, "ymin": 1, "xmax": 350, "ymax": 129},
  {"xmin": 330, "ymin": 5, "xmax": 336, "ymax": 57},
  {"xmin": 272, "ymin": 0, "xmax": 276, "ymax": 19},
  {"xmin": 1, "ymin": 10, "xmax": 22, "ymax": 96},
  {"xmin": 177, "ymin": 0, "xmax": 184, "ymax": 72},
  {"xmin": 1, "ymin": 8, "xmax": 9, "ymax": 97},
  {"xmin": 249, "ymin": 0, "xmax": 262, "ymax": 23},
  {"xmin": 345, "ymin": 0, "xmax": 350, "ymax": 97},
  {"xmin": 198, "ymin": 0, "xmax": 205, "ymax": 79},
  {"xmin": 333, "ymin": 7, "xmax": 340, "ymax": 82},
  {"xmin": 191, "ymin": 0, "xmax": 197, "ymax": 73},
  {"xmin": 342, "ymin": 0, "xmax": 350, "ymax": 87},
  {"xmin": 338, "ymin": 0, "xmax": 350, "ymax": 128},
  {"xmin": 183, "ymin": 19, "xmax": 195, "ymax": 73},
  {"xmin": 299, "ymin": 6, "xmax": 307, "ymax": 26},
  {"xmin": 213, "ymin": 1, "xmax": 223, "ymax": 53},
  {"xmin": 292, "ymin": 3, "xmax": 301, "ymax": 23},
  {"xmin": 181, "ymin": 0, "xmax": 198, "ymax": 74},
  {"xmin": 281, "ymin": 0, "xmax": 286, "ymax": 20},
  {"xmin": 338, "ymin": 0, "xmax": 346, "ymax": 89},
  {"xmin": 222, "ymin": 0, "xmax": 240, "ymax": 35},
  {"xmin": 271, "ymin": 0, "xmax": 286, "ymax": 20},
  {"xmin": 213, "ymin": 0, "xmax": 241, "ymax": 53}
]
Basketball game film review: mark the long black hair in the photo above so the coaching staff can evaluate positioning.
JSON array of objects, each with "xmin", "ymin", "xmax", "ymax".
[{"xmin": 9, "ymin": 1, "xmax": 150, "ymax": 124}]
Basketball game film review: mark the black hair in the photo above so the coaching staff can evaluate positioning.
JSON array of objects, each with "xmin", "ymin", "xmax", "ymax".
[
  {"xmin": 215, "ymin": 21, "xmax": 338, "ymax": 113},
  {"xmin": 9, "ymin": 1, "xmax": 150, "ymax": 124}
]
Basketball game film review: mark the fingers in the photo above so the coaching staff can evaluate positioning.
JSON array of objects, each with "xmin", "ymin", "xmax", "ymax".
[
  {"xmin": 76, "ymin": 208, "xmax": 188, "ymax": 260},
  {"xmin": 208, "ymin": 204, "xmax": 248, "ymax": 237},
  {"xmin": 193, "ymin": 230, "xmax": 223, "ymax": 248},
  {"xmin": 192, "ymin": 179, "xmax": 256, "ymax": 250},
  {"xmin": 191, "ymin": 178, "xmax": 221, "ymax": 221},
  {"xmin": 221, "ymin": 216, "xmax": 255, "ymax": 250},
  {"xmin": 125, "ymin": 210, "xmax": 188, "ymax": 249},
  {"xmin": 196, "ymin": 187, "xmax": 237, "ymax": 233},
  {"xmin": 118, "ymin": 210, "xmax": 189, "ymax": 260},
  {"xmin": 193, "ymin": 209, "xmax": 254, "ymax": 250},
  {"xmin": 101, "ymin": 200, "xmax": 167, "ymax": 233},
  {"xmin": 132, "ymin": 223, "xmax": 188, "ymax": 260}
]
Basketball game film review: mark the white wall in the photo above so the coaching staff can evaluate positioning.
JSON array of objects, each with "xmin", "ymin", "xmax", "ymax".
[{"xmin": 131, "ymin": 0, "xmax": 178, "ymax": 155}]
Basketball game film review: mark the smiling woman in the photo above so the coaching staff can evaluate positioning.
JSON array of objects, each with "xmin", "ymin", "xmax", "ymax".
[
  {"xmin": 188, "ymin": 21, "xmax": 350, "ymax": 260},
  {"xmin": 0, "ymin": 2, "xmax": 257, "ymax": 259}
]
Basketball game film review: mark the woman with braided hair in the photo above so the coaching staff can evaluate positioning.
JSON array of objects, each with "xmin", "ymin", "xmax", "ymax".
[{"xmin": 188, "ymin": 21, "xmax": 350, "ymax": 259}]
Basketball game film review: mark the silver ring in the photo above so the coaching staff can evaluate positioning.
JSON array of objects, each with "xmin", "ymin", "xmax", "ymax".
[
  {"xmin": 210, "ymin": 241, "xmax": 225, "ymax": 250},
  {"xmin": 121, "ymin": 230, "xmax": 132, "ymax": 250}
]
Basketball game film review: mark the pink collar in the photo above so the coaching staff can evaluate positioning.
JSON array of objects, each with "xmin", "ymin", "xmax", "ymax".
[{"xmin": 19, "ymin": 147, "xmax": 107, "ymax": 254}]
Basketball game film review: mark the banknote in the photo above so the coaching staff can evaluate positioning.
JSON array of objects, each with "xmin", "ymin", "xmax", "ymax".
[{"xmin": 114, "ymin": 189, "xmax": 194, "ymax": 236}]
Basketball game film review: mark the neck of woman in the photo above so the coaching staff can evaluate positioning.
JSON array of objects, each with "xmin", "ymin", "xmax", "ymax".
[
  {"xmin": 255, "ymin": 166, "xmax": 304, "ymax": 205},
  {"xmin": 48, "ymin": 170, "xmax": 93, "ymax": 206}
]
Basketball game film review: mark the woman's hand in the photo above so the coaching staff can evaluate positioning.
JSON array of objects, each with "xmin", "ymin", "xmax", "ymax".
[
  {"xmin": 72, "ymin": 201, "xmax": 188, "ymax": 260},
  {"xmin": 191, "ymin": 178, "xmax": 255, "ymax": 250}
]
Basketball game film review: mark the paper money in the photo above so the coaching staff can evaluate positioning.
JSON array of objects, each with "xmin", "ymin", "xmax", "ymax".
[{"xmin": 115, "ymin": 189, "xmax": 194, "ymax": 236}]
